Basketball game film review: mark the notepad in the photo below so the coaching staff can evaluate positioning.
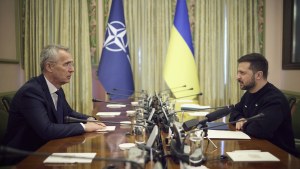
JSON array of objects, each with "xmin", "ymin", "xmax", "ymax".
[
  {"xmin": 96, "ymin": 126, "xmax": 116, "ymax": 132},
  {"xmin": 43, "ymin": 153, "xmax": 96, "ymax": 163},
  {"xmin": 195, "ymin": 130, "xmax": 251, "ymax": 139},
  {"xmin": 96, "ymin": 112, "xmax": 121, "ymax": 117},
  {"xmin": 106, "ymin": 104, "xmax": 126, "ymax": 108},
  {"xmin": 226, "ymin": 150, "xmax": 280, "ymax": 162}
]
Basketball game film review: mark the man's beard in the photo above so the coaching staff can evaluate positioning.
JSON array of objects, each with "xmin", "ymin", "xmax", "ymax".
[{"xmin": 239, "ymin": 76, "xmax": 256, "ymax": 91}]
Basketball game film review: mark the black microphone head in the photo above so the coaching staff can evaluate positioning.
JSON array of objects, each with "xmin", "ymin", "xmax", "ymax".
[
  {"xmin": 206, "ymin": 107, "xmax": 232, "ymax": 122},
  {"xmin": 182, "ymin": 119, "xmax": 200, "ymax": 131}
]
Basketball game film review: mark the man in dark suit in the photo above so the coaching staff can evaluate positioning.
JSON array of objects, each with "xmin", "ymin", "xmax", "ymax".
[
  {"xmin": 1, "ymin": 45, "xmax": 106, "ymax": 164},
  {"xmin": 229, "ymin": 53, "xmax": 299, "ymax": 157}
]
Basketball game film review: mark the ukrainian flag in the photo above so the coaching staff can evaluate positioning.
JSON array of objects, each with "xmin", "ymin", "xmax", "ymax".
[{"xmin": 163, "ymin": 0, "xmax": 200, "ymax": 98}]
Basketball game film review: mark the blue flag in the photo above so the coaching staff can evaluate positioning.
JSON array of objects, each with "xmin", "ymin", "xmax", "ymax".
[{"xmin": 98, "ymin": 0, "xmax": 134, "ymax": 100}]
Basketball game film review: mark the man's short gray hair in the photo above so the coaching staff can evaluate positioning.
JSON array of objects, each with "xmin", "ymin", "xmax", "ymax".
[{"xmin": 40, "ymin": 45, "xmax": 70, "ymax": 72}]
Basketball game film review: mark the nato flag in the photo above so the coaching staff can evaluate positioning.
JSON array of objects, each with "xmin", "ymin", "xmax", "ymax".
[{"xmin": 97, "ymin": 0, "xmax": 134, "ymax": 100}]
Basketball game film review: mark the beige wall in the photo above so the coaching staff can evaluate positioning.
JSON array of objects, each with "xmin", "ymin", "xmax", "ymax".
[
  {"xmin": 0, "ymin": 0, "xmax": 24, "ymax": 93},
  {"xmin": 0, "ymin": 0, "xmax": 299, "ymax": 94},
  {"xmin": 265, "ymin": 0, "xmax": 300, "ymax": 92}
]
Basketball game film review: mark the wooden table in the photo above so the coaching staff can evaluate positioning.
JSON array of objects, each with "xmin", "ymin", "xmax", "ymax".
[{"xmin": 14, "ymin": 102, "xmax": 300, "ymax": 169}]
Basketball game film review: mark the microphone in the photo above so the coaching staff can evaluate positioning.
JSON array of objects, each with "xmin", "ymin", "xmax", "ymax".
[
  {"xmin": 107, "ymin": 92, "xmax": 144, "ymax": 99},
  {"xmin": 172, "ymin": 87, "xmax": 193, "ymax": 93},
  {"xmin": 169, "ymin": 113, "xmax": 265, "ymax": 164},
  {"xmin": 167, "ymin": 104, "xmax": 230, "ymax": 117},
  {"xmin": 92, "ymin": 98, "xmax": 134, "ymax": 107},
  {"xmin": 159, "ymin": 85, "xmax": 187, "ymax": 93},
  {"xmin": 168, "ymin": 92, "xmax": 203, "ymax": 101},
  {"xmin": 92, "ymin": 98, "xmax": 128, "ymax": 105},
  {"xmin": 199, "ymin": 113, "xmax": 265, "ymax": 131},
  {"xmin": 112, "ymin": 88, "xmax": 146, "ymax": 94},
  {"xmin": 0, "ymin": 146, "xmax": 143, "ymax": 169},
  {"xmin": 182, "ymin": 105, "xmax": 234, "ymax": 131}
]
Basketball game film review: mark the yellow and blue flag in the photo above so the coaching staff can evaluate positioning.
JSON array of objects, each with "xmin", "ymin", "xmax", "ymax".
[
  {"xmin": 163, "ymin": 0, "xmax": 200, "ymax": 98},
  {"xmin": 98, "ymin": 0, "xmax": 134, "ymax": 100}
]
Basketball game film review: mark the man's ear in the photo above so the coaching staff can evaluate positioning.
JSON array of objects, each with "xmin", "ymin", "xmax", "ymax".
[
  {"xmin": 45, "ymin": 62, "xmax": 54, "ymax": 72},
  {"xmin": 256, "ymin": 71, "xmax": 263, "ymax": 80}
]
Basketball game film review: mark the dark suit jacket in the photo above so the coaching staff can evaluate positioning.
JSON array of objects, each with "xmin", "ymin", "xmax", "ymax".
[{"xmin": 2, "ymin": 74, "xmax": 89, "ymax": 153}]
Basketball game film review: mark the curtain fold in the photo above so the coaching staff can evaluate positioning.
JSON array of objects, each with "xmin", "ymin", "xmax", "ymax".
[
  {"xmin": 123, "ymin": 0, "xmax": 173, "ymax": 95},
  {"xmin": 23, "ymin": 0, "xmax": 92, "ymax": 114},
  {"xmin": 115, "ymin": 0, "xmax": 263, "ymax": 106}
]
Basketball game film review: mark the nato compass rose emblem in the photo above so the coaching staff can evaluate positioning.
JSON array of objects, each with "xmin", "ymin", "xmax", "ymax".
[{"xmin": 103, "ymin": 21, "xmax": 128, "ymax": 53}]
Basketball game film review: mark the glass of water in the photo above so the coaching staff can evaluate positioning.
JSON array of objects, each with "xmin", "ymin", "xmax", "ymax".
[
  {"xmin": 189, "ymin": 132, "xmax": 205, "ymax": 166},
  {"xmin": 134, "ymin": 125, "xmax": 146, "ymax": 144}
]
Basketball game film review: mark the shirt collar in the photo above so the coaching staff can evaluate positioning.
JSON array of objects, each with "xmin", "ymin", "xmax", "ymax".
[{"xmin": 44, "ymin": 75, "xmax": 59, "ymax": 94}]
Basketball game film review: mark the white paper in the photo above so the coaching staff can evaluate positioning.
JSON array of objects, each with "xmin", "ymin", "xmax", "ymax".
[
  {"xmin": 43, "ymin": 153, "xmax": 96, "ymax": 163},
  {"xmin": 96, "ymin": 112, "xmax": 121, "ymax": 117},
  {"xmin": 195, "ymin": 130, "xmax": 251, "ymax": 139},
  {"xmin": 96, "ymin": 126, "xmax": 116, "ymax": 132},
  {"xmin": 106, "ymin": 104, "xmax": 126, "ymax": 108},
  {"xmin": 181, "ymin": 104, "xmax": 211, "ymax": 110},
  {"xmin": 131, "ymin": 102, "xmax": 139, "ymax": 106},
  {"xmin": 226, "ymin": 151, "xmax": 280, "ymax": 162},
  {"xmin": 188, "ymin": 112, "xmax": 209, "ymax": 116}
]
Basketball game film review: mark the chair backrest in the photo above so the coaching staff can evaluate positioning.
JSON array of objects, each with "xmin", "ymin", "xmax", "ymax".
[
  {"xmin": 292, "ymin": 100, "xmax": 300, "ymax": 139},
  {"xmin": 288, "ymin": 97, "xmax": 297, "ymax": 115},
  {"xmin": 0, "ymin": 109, "xmax": 9, "ymax": 143},
  {"xmin": 1, "ymin": 96, "xmax": 12, "ymax": 112}
]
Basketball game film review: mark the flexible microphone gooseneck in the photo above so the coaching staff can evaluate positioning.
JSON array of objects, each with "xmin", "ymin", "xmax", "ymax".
[
  {"xmin": 92, "ymin": 98, "xmax": 129, "ymax": 105},
  {"xmin": 106, "ymin": 92, "xmax": 144, "ymax": 99},
  {"xmin": 199, "ymin": 113, "xmax": 265, "ymax": 131},
  {"xmin": 168, "ymin": 92, "xmax": 203, "ymax": 101},
  {"xmin": 112, "ymin": 88, "xmax": 145, "ymax": 94},
  {"xmin": 167, "ymin": 105, "xmax": 232, "ymax": 118},
  {"xmin": 159, "ymin": 85, "xmax": 187, "ymax": 93},
  {"xmin": 171, "ymin": 87, "xmax": 193, "ymax": 93},
  {"xmin": 0, "ymin": 146, "xmax": 143, "ymax": 169},
  {"xmin": 182, "ymin": 105, "xmax": 234, "ymax": 131}
]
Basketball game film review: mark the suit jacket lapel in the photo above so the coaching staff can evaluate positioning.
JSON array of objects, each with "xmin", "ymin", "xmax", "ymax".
[{"xmin": 37, "ymin": 75, "xmax": 60, "ymax": 123}]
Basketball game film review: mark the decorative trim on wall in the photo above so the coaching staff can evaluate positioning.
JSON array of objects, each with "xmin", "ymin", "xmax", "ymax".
[{"xmin": 258, "ymin": 0, "xmax": 265, "ymax": 55}]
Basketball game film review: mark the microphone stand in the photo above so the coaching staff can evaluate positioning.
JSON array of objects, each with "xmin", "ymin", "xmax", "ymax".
[
  {"xmin": 183, "ymin": 113, "xmax": 265, "ymax": 151},
  {"xmin": 199, "ymin": 123, "xmax": 218, "ymax": 149}
]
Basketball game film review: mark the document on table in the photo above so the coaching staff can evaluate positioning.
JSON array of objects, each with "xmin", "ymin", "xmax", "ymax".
[
  {"xmin": 96, "ymin": 126, "xmax": 116, "ymax": 132},
  {"xmin": 106, "ymin": 104, "xmax": 126, "ymax": 108},
  {"xmin": 226, "ymin": 150, "xmax": 280, "ymax": 162},
  {"xmin": 195, "ymin": 130, "xmax": 251, "ymax": 139},
  {"xmin": 96, "ymin": 112, "xmax": 121, "ymax": 117},
  {"xmin": 43, "ymin": 153, "xmax": 96, "ymax": 163}
]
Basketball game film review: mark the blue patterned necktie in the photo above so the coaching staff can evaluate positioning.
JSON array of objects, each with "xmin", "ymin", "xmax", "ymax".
[{"xmin": 55, "ymin": 89, "xmax": 64, "ymax": 123}]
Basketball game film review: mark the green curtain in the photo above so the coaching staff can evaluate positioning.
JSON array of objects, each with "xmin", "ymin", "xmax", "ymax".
[{"xmin": 23, "ymin": 0, "xmax": 93, "ymax": 114}]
